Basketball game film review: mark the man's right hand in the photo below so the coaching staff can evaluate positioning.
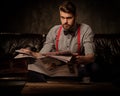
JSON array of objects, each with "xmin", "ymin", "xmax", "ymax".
[
  {"xmin": 16, "ymin": 48, "xmax": 32, "ymax": 55},
  {"xmin": 16, "ymin": 48, "xmax": 42, "ymax": 58}
]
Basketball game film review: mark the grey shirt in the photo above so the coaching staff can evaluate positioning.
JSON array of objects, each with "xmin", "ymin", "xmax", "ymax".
[
  {"xmin": 32, "ymin": 23, "xmax": 95, "ymax": 77},
  {"xmin": 40, "ymin": 23, "xmax": 95, "ymax": 55}
]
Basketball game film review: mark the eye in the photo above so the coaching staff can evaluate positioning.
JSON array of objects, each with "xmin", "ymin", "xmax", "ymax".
[{"xmin": 61, "ymin": 16, "xmax": 65, "ymax": 19}]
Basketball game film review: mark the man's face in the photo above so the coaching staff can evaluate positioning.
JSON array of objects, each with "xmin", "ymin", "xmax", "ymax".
[{"xmin": 60, "ymin": 11, "xmax": 75, "ymax": 30}]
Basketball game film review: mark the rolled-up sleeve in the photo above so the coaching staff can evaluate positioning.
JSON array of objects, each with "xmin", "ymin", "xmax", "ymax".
[
  {"xmin": 83, "ymin": 25, "xmax": 95, "ymax": 55},
  {"xmin": 40, "ymin": 25, "xmax": 59, "ymax": 53}
]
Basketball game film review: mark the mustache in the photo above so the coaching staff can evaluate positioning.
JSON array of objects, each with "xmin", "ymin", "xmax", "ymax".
[{"xmin": 63, "ymin": 23, "xmax": 70, "ymax": 26}]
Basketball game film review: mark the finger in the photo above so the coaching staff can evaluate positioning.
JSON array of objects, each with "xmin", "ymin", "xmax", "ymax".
[{"xmin": 72, "ymin": 53, "xmax": 78, "ymax": 56}]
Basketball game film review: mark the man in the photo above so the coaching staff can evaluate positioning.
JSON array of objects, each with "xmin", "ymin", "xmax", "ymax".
[{"xmin": 20, "ymin": 1, "xmax": 95, "ymax": 82}]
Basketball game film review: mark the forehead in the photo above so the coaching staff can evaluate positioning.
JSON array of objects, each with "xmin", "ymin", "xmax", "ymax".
[{"xmin": 60, "ymin": 11, "xmax": 73, "ymax": 17}]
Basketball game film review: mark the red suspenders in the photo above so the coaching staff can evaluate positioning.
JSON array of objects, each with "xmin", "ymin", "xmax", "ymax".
[
  {"xmin": 77, "ymin": 27, "xmax": 80, "ymax": 53},
  {"xmin": 56, "ymin": 26, "xmax": 62, "ymax": 52},
  {"xmin": 56, "ymin": 25, "xmax": 80, "ymax": 53}
]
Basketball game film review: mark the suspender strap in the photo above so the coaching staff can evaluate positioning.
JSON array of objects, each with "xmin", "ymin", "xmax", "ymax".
[
  {"xmin": 77, "ymin": 27, "xmax": 80, "ymax": 53},
  {"xmin": 56, "ymin": 26, "xmax": 80, "ymax": 53},
  {"xmin": 56, "ymin": 26, "xmax": 62, "ymax": 51}
]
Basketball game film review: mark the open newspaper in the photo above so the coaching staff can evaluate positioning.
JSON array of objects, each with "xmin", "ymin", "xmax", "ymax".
[
  {"xmin": 14, "ymin": 50, "xmax": 75, "ymax": 76},
  {"xmin": 14, "ymin": 50, "xmax": 72, "ymax": 63}
]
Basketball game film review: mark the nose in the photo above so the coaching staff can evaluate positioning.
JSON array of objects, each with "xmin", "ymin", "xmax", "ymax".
[{"xmin": 64, "ymin": 18, "xmax": 68, "ymax": 23}]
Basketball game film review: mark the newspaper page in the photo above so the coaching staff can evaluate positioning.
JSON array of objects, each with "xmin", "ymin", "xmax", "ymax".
[
  {"xmin": 14, "ymin": 50, "xmax": 74, "ymax": 76},
  {"xmin": 14, "ymin": 50, "xmax": 72, "ymax": 63}
]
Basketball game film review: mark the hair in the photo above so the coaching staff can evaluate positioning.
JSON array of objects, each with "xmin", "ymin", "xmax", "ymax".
[{"xmin": 59, "ymin": 1, "xmax": 76, "ymax": 16}]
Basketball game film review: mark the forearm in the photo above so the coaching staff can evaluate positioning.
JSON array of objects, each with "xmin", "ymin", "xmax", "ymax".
[
  {"xmin": 75, "ymin": 54, "xmax": 95, "ymax": 65},
  {"xmin": 31, "ymin": 52, "xmax": 42, "ymax": 58}
]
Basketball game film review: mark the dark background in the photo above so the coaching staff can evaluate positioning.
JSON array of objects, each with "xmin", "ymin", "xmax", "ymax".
[{"xmin": 1, "ymin": 0, "xmax": 120, "ymax": 34}]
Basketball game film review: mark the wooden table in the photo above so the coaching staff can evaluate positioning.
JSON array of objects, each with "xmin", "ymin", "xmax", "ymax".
[{"xmin": 21, "ymin": 82, "xmax": 119, "ymax": 96}]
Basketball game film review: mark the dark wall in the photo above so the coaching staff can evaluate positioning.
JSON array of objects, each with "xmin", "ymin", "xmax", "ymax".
[{"xmin": 1, "ymin": 0, "xmax": 120, "ymax": 34}]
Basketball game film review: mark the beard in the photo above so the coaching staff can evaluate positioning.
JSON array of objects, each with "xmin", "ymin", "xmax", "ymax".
[{"xmin": 62, "ymin": 24, "xmax": 72, "ymax": 31}]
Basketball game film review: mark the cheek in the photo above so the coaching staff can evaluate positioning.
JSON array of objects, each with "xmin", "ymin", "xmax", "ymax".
[
  {"xmin": 60, "ymin": 19, "xmax": 65, "ymax": 24},
  {"xmin": 68, "ymin": 20, "xmax": 74, "ymax": 25}
]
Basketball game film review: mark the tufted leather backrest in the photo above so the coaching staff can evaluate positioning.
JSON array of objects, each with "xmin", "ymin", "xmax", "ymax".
[
  {"xmin": 0, "ymin": 33, "xmax": 44, "ymax": 59},
  {"xmin": 1, "ymin": 33, "xmax": 119, "ymax": 60},
  {"xmin": 94, "ymin": 34, "xmax": 120, "ymax": 56}
]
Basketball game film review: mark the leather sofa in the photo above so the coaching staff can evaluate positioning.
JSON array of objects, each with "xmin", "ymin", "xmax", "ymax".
[
  {"xmin": 0, "ymin": 33, "xmax": 120, "ymax": 95},
  {"xmin": 0, "ymin": 33, "xmax": 44, "ymax": 95}
]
